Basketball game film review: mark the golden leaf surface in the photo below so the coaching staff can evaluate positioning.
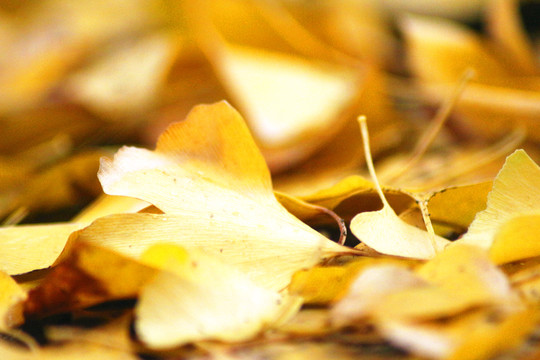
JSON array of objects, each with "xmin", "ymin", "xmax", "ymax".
[{"xmin": 75, "ymin": 101, "xmax": 354, "ymax": 291}]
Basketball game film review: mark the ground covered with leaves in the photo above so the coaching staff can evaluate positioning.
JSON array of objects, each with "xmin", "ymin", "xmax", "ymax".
[{"xmin": 2, "ymin": 0, "xmax": 540, "ymax": 359}]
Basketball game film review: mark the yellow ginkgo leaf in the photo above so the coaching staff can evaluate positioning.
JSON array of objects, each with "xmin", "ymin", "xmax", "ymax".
[
  {"xmin": 418, "ymin": 244, "xmax": 514, "ymax": 302},
  {"xmin": 203, "ymin": 40, "xmax": 364, "ymax": 169},
  {"xmin": 66, "ymin": 32, "xmax": 181, "ymax": 120},
  {"xmin": 457, "ymin": 149, "xmax": 540, "ymax": 251},
  {"xmin": 402, "ymin": 14, "xmax": 511, "ymax": 86},
  {"xmin": 25, "ymin": 240, "xmax": 156, "ymax": 317},
  {"xmin": 350, "ymin": 117, "xmax": 450, "ymax": 259},
  {"xmin": 300, "ymin": 175, "xmax": 417, "ymax": 223},
  {"xmin": 272, "ymin": 67, "xmax": 403, "ymax": 194},
  {"xmin": 446, "ymin": 308, "xmax": 539, "ymax": 360},
  {"xmin": 379, "ymin": 307, "xmax": 537, "ymax": 360},
  {"xmin": 373, "ymin": 244, "xmax": 516, "ymax": 322},
  {"xmin": 426, "ymin": 181, "xmax": 492, "ymax": 234},
  {"xmin": 288, "ymin": 257, "xmax": 416, "ymax": 305},
  {"xmin": 75, "ymin": 101, "xmax": 353, "ymax": 291},
  {"xmin": 135, "ymin": 243, "xmax": 300, "ymax": 349},
  {"xmin": 0, "ymin": 222, "xmax": 84, "ymax": 275},
  {"xmin": 490, "ymin": 212, "xmax": 540, "ymax": 264},
  {"xmin": 330, "ymin": 264, "xmax": 426, "ymax": 327},
  {"xmin": 487, "ymin": 0, "xmax": 538, "ymax": 76},
  {"xmin": 0, "ymin": 270, "xmax": 26, "ymax": 330},
  {"xmin": 402, "ymin": 14, "xmax": 540, "ymax": 141},
  {"xmin": 72, "ymin": 194, "xmax": 150, "ymax": 223},
  {"xmin": 0, "ymin": 150, "xmax": 105, "ymax": 219}
]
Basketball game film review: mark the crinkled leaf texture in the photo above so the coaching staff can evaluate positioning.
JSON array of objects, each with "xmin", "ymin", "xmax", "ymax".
[{"xmin": 73, "ymin": 101, "xmax": 352, "ymax": 291}]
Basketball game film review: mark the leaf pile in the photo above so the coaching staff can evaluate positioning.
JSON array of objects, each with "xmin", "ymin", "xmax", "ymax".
[{"xmin": 1, "ymin": 1, "xmax": 540, "ymax": 359}]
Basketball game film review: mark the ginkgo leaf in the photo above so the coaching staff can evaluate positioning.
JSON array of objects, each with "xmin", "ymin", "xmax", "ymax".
[
  {"xmin": 72, "ymin": 194, "xmax": 150, "ymax": 223},
  {"xmin": 487, "ymin": 0, "xmax": 538, "ymax": 75},
  {"xmin": 272, "ymin": 67, "xmax": 404, "ymax": 194},
  {"xmin": 457, "ymin": 149, "xmax": 540, "ymax": 251},
  {"xmin": 300, "ymin": 175, "xmax": 417, "ymax": 222},
  {"xmin": 446, "ymin": 308, "xmax": 539, "ymax": 360},
  {"xmin": 402, "ymin": 14, "xmax": 540, "ymax": 141},
  {"xmin": 331, "ymin": 264, "xmax": 426, "ymax": 327},
  {"xmin": 0, "ymin": 222, "xmax": 84, "ymax": 275},
  {"xmin": 401, "ymin": 14, "xmax": 511, "ymax": 85},
  {"xmin": 489, "ymin": 212, "xmax": 540, "ymax": 264},
  {"xmin": 0, "ymin": 270, "xmax": 26, "ymax": 329},
  {"xmin": 218, "ymin": 44, "xmax": 360, "ymax": 150},
  {"xmin": 350, "ymin": 117, "xmax": 450, "ymax": 259},
  {"xmin": 372, "ymin": 245, "xmax": 516, "ymax": 322},
  {"xmin": 379, "ymin": 308, "xmax": 538, "ymax": 360},
  {"xmin": 288, "ymin": 257, "xmax": 416, "ymax": 305},
  {"xmin": 0, "ymin": 150, "xmax": 105, "ymax": 219},
  {"xmin": 425, "ymin": 181, "xmax": 492, "ymax": 235},
  {"xmin": 417, "ymin": 244, "xmax": 514, "ymax": 304},
  {"xmin": 135, "ymin": 243, "xmax": 300, "ymax": 349},
  {"xmin": 202, "ymin": 40, "xmax": 364, "ymax": 169},
  {"xmin": 331, "ymin": 245, "xmax": 516, "ymax": 329},
  {"xmin": 73, "ymin": 101, "xmax": 353, "ymax": 291},
  {"xmin": 66, "ymin": 32, "xmax": 181, "ymax": 120},
  {"xmin": 25, "ymin": 240, "xmax": 157, "ymax": 317}
]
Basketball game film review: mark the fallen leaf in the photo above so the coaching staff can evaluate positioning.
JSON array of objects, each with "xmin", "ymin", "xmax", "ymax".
[
  {"xmin": 487, "ymin": 0, "xmax": 538, "ymax": 75},
  {"xmin": 425, "ymin": 181, "xmax": 492, "ymax": 236},
  {"xmin": 208, "ymin": 43, "xmax": 364, "ymax": 169},
  {"xmin": 72, "ymin": 194, "xmax": 150, "ymax": 223},
  {"xmin": 402, "ymin": 14, "xmax": 540, "ymax": 141},
  {"xmin": 0, "ymin": 222, "xmax": 84, "ymax": 275},
  {"xmin": 446, "ymin": 308, "xmax": 539, "ymax": 360},
  {"xmin": 135, "ymin": 243, "xmax": 301, "ymax": 349},
  {"xmin": 66, "ymin": 32, "xmax": 181, "ymax": 120},
  {"xmin": 490, "ymin": 212, "xmax": 540, "ymax": 265},
  {"xmin": 331, "ymin": 264, "xmax": 425, "ymax": 327},
  {"xmin": 457, "ymin": 150, "xmax": 540, "ymax": 254},
  {"xmin": 417, "ymin": 244, "xmax": 514, "ymax": 305},
  {"xmin": 24, "ymin": 240, "xmax": 156, "ymax": 317},
  {"xmin": 350, "ymin": 117, "xmax": 450, "ymax": 259},
  {"xmin": 379, "ymin": 307, "xmax": 537, "ymax": 360},
  {"xmin": 0, "ymin": 270, "xmax": 26, "ymax": 329},
  {"xmin": 74, "ymin": 101, "xmax": 354, "ymax": 291}
]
